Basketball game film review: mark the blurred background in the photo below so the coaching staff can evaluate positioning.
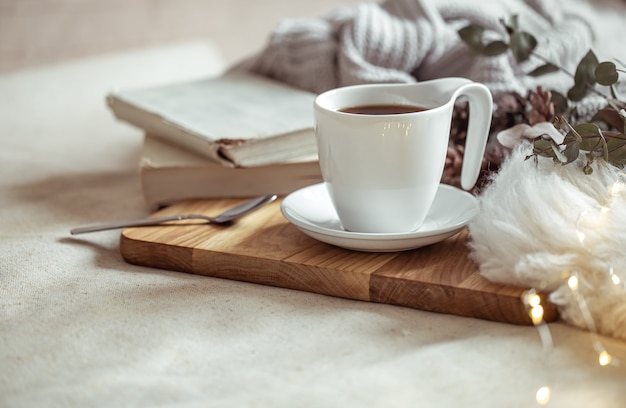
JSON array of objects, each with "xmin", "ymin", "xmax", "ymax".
[{"xmin": 0, "ymin": 0, "xmax": 359, "ymax": 73}]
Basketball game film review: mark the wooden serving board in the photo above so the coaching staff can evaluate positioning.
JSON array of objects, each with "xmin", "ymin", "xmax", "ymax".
[{"xmin": 120, "ymin": 197, "xmax": 558, "ymax": 325}]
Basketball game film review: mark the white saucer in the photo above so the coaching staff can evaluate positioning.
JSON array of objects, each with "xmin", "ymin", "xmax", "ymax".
[{"xmin": 280, "ymin": 183, "xmax": 478, "ymax": 252}]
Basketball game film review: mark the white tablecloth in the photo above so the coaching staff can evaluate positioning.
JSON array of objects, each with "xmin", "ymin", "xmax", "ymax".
[{"xmin": 2, "ymin": 41, "xmax": 626, "ymax": 407}]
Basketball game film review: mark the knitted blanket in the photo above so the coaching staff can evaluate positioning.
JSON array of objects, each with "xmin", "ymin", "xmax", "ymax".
[{"xmin": 243, "ymin": 0, "xmax": 595, "ymax": 97}]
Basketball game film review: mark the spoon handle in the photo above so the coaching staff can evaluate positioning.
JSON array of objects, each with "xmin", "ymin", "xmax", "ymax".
[
  {"xmin": 70, "ymin": 194, "xmax": 277, "ymax": 235},
  {"xmin": 70, "ymin": 215, "xmax": 191, "ymax": 235}
]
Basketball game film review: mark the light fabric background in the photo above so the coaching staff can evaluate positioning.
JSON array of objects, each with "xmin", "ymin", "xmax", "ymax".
[{"xmin": 2, "ymin": 1, "xmax": 626, "ymax": 407}]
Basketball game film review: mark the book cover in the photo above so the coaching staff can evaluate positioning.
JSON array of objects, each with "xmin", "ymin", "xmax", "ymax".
[
  {"xmin": 139, "ymin": 136, "xmax": 322, "ymax": 209},
  {"xmin": 107, "ymin": 71, "xmax": 318, "ymax": 167}
]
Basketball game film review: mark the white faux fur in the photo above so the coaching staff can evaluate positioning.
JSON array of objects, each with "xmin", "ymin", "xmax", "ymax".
[{"xmin": 468, "ymin": 144, "xmax": 626, "ymax": 339}]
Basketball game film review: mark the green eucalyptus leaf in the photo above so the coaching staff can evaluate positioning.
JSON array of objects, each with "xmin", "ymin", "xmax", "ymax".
[
  {"xmin": 573, "ymin": 50, "xmax": 599, "ymax": 89},
  {"xmin": 574, "ymin": 123, "xmax": 603, "ymax": 138},
  {"xmin": 510, "ymin": 31, "xmax": 537, "ymax": 62},
  {"xmin": 528, "ymin": 63, "xmax": 559, "ymax": 77},
  {"xmin": 563, "ymin": 130, "xmax": 579, "ymax": 145},
  {"xmin": 563, "ymin": 142, "xmax": 580, "ymax": 163},
  {"xmin": 596, "ymin": 62, "xmax": 619, "ymax": 86},
  {"xmin": 573, "ymin": 123, "xmax": 603, "ymax": 152},
  {"xmin": 565, "ymin": 123, "xmax": 586, "ymax": 144},
  {"xmin": 567, "ymin": 51, "xmax": 600, "ymax": 102},
  {"xmin": 533, "ymin": 138, "xmax": 556, "ymax": 158},
  {"xmin": 577, "ymin": 134, "xmax": 603, "ymax": 152},
  {"xmin": 458, "ymin": 25, "xmax": 486, "ymax": 53},
  {"xmin": 604, "ymin": 131, "xmax": 626, "ymax": 167},
  {"xmin": 550, "ymin": 91, "xmax": 569, "ymax": 114},
  {"xmin": 482, "ymin": 41, "xmax": 509, "ymax": 56},
  {"xmin": 567, "ymin": 84, "xmax": 587, "ymax": 102}
]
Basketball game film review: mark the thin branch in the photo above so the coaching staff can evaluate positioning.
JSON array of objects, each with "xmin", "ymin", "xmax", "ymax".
[{"xmin": 530, "ymin": 50, "xmax": 611, "ymax": 100}]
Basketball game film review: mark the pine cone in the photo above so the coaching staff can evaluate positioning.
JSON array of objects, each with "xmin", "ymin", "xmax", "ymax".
[
  {"xmin": 443, "ymin": 142, "xmax": 464, "ymax": 187},
  {"xmin": 445, "ymin": 102, "xmax": 470, "ymax": 188},
  {"xmin": 527, "ymin": 86, "xmax": 555, "ymax": 125},
  {"xmin": 450, "ymin": 102, "xmax": 469, "ymax": 143},
  {"xmin": 491, "ymin": 91, "xmax": 527, "ymax": 133}
]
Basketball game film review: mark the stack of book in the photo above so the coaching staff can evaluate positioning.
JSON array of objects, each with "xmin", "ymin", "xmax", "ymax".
[{"xmin": 107, "ymin": 72, "xmax": 322, "ymax": 208}]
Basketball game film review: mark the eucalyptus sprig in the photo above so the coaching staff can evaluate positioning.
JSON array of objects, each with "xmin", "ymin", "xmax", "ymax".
[
  {"xmin": 458, "ymin": 16, "xmax": 624, "ymax": 105},
  {"xmin": 458, "ymin": 15, "xmax": 626, "ymax": 173},
  {"xmin": 533, "ymin": 113, "xmax": 626, "ymax": 174}
]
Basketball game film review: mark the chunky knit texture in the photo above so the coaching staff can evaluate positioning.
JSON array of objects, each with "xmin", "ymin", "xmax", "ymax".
[{"xmin": 244, "ymin": 0, "xmax": 595, "ymax": 97}]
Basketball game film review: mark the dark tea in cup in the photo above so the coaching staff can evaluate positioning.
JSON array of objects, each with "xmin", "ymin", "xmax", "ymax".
[{"xmin": 338, "ymin": 104, "xmax": 428, "ymax": 115}]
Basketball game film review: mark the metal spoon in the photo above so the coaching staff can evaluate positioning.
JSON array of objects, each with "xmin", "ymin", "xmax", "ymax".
[{"xmin": 70, "ymin": 194, "xmax": 277, "ymax": 235}]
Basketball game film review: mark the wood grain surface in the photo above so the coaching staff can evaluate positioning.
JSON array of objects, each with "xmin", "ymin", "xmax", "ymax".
[{"xmin": 120, "ymin": 197, "xmax": 558, "ymax": 325}]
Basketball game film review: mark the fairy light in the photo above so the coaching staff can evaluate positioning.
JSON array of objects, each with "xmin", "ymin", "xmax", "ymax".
[
  {"xmin": 536, "ymin": 386, "xmax": 551, "ymax": 405},
  {"xmin": 522, "ymin": 172, "xmax": 625, "ymax": 404},
  {"xmin": 599, "ymin": 350, "xmax": 612, "ymax": 366},
  {"xmin": 567, "ymin": 274, "xmax": 579, "ymax": 291},
  {"xmin": 523, "ymin": 290, "xmax": 554, "ymax": 405},
  {"xmin": 527, "ymin": 292, "xmax": 541, "ymax": 308},
  {"xmin": 523, "ymin": 291, "xmax": 548, "ymax": 330},
  {"xmin": 530, "ymin": 304, "xmax": 544, "ymax": 324}
]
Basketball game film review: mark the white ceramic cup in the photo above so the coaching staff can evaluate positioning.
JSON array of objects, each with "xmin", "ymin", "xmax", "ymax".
[{"xmin": 314, "ymin": 77, "xmax": 493, "ymax": 233}]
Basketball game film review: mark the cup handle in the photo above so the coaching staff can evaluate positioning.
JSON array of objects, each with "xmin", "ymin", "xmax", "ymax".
[{"xmin": 453, "ymin": 83, "xmax": 493, "ymax": 191}]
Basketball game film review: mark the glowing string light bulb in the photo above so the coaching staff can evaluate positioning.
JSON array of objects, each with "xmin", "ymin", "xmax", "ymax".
[
  {"xmin": 530, "ymin": 304, "xmax": 544, "ymax": 325},
  {"xmin": 523, "ymin": 289, "xmax": 554, "ymax": 404},
  {"xmin": 524, "ymin": 290, "xmax": 547, "ymax": 325},
  {"xmin": 606, "ymin": 264, "xmax": 622, "ymax": 287},
  {"xmin": 536, "ymin": 386, "xmax": 551, "ymax": 405},
  {"xmin": 611, "ymin": 274, "xmax": 621, "ymax": 286},
  {"xmin": 567, "ymin": 274, "xmax": 579, "ymax": 291},
  {"xmin": 598, "ymin": 350, "xmax": 613, "ymax": 366},
  {"xmin": 527, "ymin": 292, "xmax": 541, "ymax": 308}
]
